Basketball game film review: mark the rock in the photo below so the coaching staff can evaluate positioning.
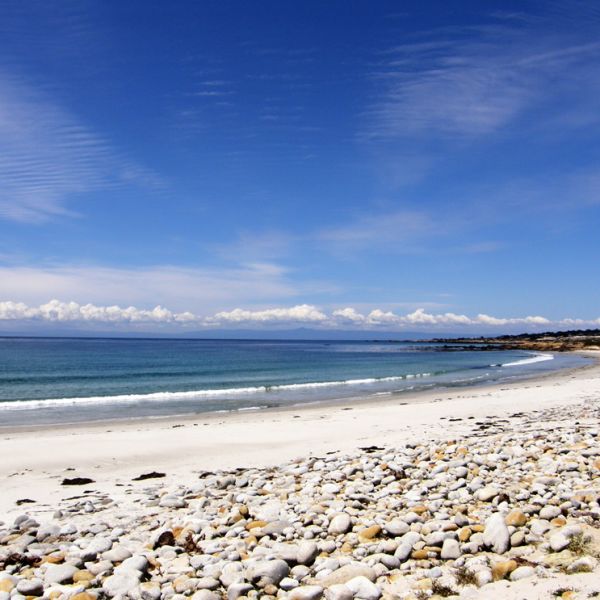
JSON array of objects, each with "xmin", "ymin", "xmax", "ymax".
[
  {"xmin": 474, "ymin": 569, "xmax": 493, "ymax": 587},
  {"xmin": 154, "ymin": 530, "xmax": 176, "ymax": 547},
  {"xmin": 510, "ymin": 566, "xmax": 535, "ymax": 581},
  {"xmin": 140, "ymin": 582, "xmax": 162, "ymax": 600},
  {"xmin": 328, "ymin": 513, "xmax": 352, "ymax": 535},
  {"xmin": 324, "ymin": 584, "xmax": 353, "ymax": 600},
  {"xmin": 476, "ymin": 486, "xmax": 500, "ymax": 501},
  {"xmin": 121, "ymin": 555, "xmax": 148, "ymax": 572},
  {"xmin": 103, "ymin": 569, "xmax": 142, "ymax": 597},
  {"xmin": 220, "ymin": 563, "xmax": 244, "ymax": 587},
  {"xmin": 159, "ymin": 495, "xmax": 187, "ymax": 508},
  {"xmin": 227, "ymin": 582, "xmax": 253, "ymax": 600},
  {"xmin": 44, "ymin": 563, "xmax": 78, "ymax": 584},
  {"xmin": 491, "ymin": 560, "xmax": 517, "ymax": 581},
  {"xmin": 440, "ymin": 538, "xmax": 461, "ymax": 560},
  {"xmin": 196, "ymin": 577, "xmax": 220, "ymax": 590},
  {"xmin": 16, "ymin": 579, "xmax": 44, "ymax": 596},
  {"xmin": 567, "ymin": 556, "xmax": 597, "ymax": 573},
  {"xmin": 549, "ymin": 532, "xmax": 570, "ymax": 552},
  {"xmin": 297, "ymin": 541, "xmax": 319, "ymax": 566},
  {"xmin": 191, "ymin": 592, "xmax": 220, "ymax": 600},
  {"xmin": 320, "ymin": 564, "xmax": 376, "ymax": 586},
  {"xmin": 280, "ymin": 577, "xmax": 299, "ymax": 591},
  {"xmin": 247, "ymin": 559, "xmax": 289, "ymax": 586},
  {"xmin": 483, "ymin": 513, "xmax": 510, "ymax": 554},
  {"xmin": 358, "ymin": 525, "xmax": 381, "ymax": 541},
  {"xmin": 82, "ymin": 536, "xmax": 113, "ymax": 560},
  {"xmin": 345, "ymin": 576, "xmax": 381, "ymax": 600},
  {"xmin": 288, "ymin": 585, "xmax": 324, "ymax": 600},
  {"xmin": 384, "ymin": 519, "xmax": 409, "ymax": 537},
  {"xmin": 539, "ymin": 505, "xmax": 561, "ymax": 520},
  {"xmin": 505, "ymin": 509, "xmax": 527, "ymax": 527}
]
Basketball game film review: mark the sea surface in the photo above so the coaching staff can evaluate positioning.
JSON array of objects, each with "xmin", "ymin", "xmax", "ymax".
[{"xmin": 0, "ymin": 337, "xmax": 591, "ymax": 427}]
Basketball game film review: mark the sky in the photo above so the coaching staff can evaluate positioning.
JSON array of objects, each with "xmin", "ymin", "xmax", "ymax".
[{"xmin": 1, "ymin": 0, "xmax": 599, "ymax": 335}]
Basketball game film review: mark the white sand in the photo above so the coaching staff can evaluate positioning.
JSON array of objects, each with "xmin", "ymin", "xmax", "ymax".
[{"xmin": 1, "ymin": 352, "xmax": 599, "ymax": 520}]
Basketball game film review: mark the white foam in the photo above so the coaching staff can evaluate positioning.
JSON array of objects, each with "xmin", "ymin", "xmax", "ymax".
[
  {"xmin": 0, "ymin": 373, "xmax": 433, "ymax": 411},
  {"xmin": 501, "ymin": 353, "xmax": 554, "ymax": 367}
]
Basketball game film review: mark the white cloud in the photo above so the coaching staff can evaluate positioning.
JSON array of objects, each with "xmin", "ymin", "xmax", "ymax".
[
  {"xmin": 332, "ymin": 307, "xmax": 366, "ymax": 323},
  {"xmin": 0, "ymin": 300, "xmax": 597, "ymax": 331},
  {"xmin": 0, "ymin": 300, "xmax": 196, "ymax": 324},
  {"xmin": 209, "ymin": 304, "xmax": 328, "ymax": 324}
]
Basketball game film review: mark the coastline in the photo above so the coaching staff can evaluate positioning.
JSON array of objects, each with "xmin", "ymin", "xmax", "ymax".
[{"xmin": 1, "ymin": 351, "xmax": 598, "ymax": 518}]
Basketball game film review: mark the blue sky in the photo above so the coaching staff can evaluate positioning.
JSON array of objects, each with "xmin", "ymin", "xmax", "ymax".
[{"xmin": 1, "ymin": 0, "xmax": 599, "ymax": 333}]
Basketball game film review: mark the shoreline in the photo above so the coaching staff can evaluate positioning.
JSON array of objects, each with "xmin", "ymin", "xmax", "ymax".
[
  {"xmin": 1, "ymin": 351, "xmax": 599, "ymax": 519},
  {"xmin": 0, "ymin": 350, "xmax": 594, "ymax": 435}
]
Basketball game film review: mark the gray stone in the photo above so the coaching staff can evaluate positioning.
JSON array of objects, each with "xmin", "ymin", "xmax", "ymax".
[
  {"xmin": 227, "ymin": 582, "xmax": 253, "ymax": 600},
  {"xmin": 510, "ymin": 566, "xmax": 535, "ymax": 581},
  {"xmin": 328, "ymin": 513, "xmax": 351, "ymax": 535},
  {"xmin": 320, "ymin": 564, "xmax": 376, "ymax": 586},
  {"xmin": 16, "ymin": 579, "xmax": 44, "ymax": 596},
  {"xmin": 345, "ymin": 576, "xmax": 381, "ymax": 600},
  {"xmin": 440, "ymin": 538, "xmax": 461, "ymax": 560},
  {"xmin": 324, "ymin": 584, "xmax": 353, "ymax": 600},
  {"xmin": 288, "ymin": 585, "xmax": 324, "ymax": 600},
  {"xmin": 384, "ymin": 519, "xmax": 409, "ymax": 537},
  {"xmin": 103, "ymin": 569, "xmax": 142, "ymax": 597},
  {"xmin": 44, "ymin": 563, "xmax": 78, "ymax": 585},
  {"xmin": 247, "ymin": 559, "xmax": 289, "ymax": 585}
]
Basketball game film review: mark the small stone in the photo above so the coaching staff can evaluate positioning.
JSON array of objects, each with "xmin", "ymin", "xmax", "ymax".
[
  {"xmin": 440, "ymin": 538, "xmax": 461, "ymax": 560},
  {"xmin": 324, "ymin": 584, "xmax": 353, "ymax": 600},
  {"xmin": 247, "ymin": 559, "xmax": 289, "ymax": 586},
  {"xmin": 44, "ymin": 563, "xmax": 78, "ymax": 585},
  {"xmin": 288, "ymin": 585, "xmax": 324, "ymax": 600},
  {"xmin": 384, "ymin": 519, "xmax": 409, "ymax": 537},
  {"xmin": 321, "ymin": 564, "xmax": 376, "ymax": 586},
  {"xmin": 476, "ymin": 486, "xmax": 500, "ymax": 501},
  {"xmin": 103, "ymin": 569, "xmax": 142, "ymax": 597},
  {"xmin": 328, "ymin": 513, "xmax": 352, "ymax": 535},
  {"xmin": 358, "ymin": 525, "xmax": 381, "ymax": 541},
  {"xmin": 73, "ymin": 570, "xmax": 94, "ymax": 583},
  {"xmin": 191, "ymin": 592, "xmax": 220, "ymax": 600},
  {"xmin": 227, "ymin": 582, "xmax": 253, "ymax": 600},
  {"xmin": 539, "ymin": 506, "xmax": 561, "ymax": 520},
  {"xmin": 549, "ymin": 532, "xmax": 570, "ymax": 552},
  {"xmin": 505, "ymin": 509, "xmax": 527, "ymax": 527},
  {"xmin": 510, "ymin": 566, "xmax": 535, "ymax": 581},
  {"xmin": 345, "ymin": 576, "xmax": 381, "ymax": 600},
  {"xmin": 297, "ymin": 541, "xmax": 319, "ymax": 566},
  {"xmin": 16, "ymin": 579, "xmax": 44, "ymax": 596},
  {"xmin": 491, "ymin": 560, "xmax": 517, "ymax": 581}
]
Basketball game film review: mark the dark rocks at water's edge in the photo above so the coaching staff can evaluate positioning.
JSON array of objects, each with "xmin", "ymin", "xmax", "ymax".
[
  {"xmin": 2, "ymin": 401, "xmax": 600, "ymax": 599},
  {"xmin": 429, "ymin": 328, "xmax": 600, "ymax": 353}
]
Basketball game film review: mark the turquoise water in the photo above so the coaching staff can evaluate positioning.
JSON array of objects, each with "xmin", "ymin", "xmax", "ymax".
[{"xmin": 0, "ymin": 337, "xmax": 590, "ymax": 426}]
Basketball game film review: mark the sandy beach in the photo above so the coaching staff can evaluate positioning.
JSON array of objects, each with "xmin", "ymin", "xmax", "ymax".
[
  {"xmin": 1, "ymin": 353, "xmax": 599, "ymax": 518},
  {"xmin": 2, "ymin": 352, "xmax": 600, "ymax": 600}
]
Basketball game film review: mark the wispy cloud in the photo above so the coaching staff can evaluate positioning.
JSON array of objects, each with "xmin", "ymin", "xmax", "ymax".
[
  {"xmin": 0, "ymin": 70, "xmax": 159, "ymax": 223},
  {"xmin": 366, "ymin": 19, "xmax": 600, "ymax": 140},
  {"xmin": 0, "ymin": 262, "xmax": 330, "ymax": 314}
]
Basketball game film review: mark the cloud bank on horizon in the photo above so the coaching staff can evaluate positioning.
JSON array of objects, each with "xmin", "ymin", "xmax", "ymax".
[{"xmin": 1, "ymin": 299, "xmax": 597, "ymax": 332}]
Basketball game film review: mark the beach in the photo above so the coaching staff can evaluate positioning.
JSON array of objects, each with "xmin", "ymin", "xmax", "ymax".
[{"xmin": 1, "ymin": 352, "xmax": 600, "ymax": 599}]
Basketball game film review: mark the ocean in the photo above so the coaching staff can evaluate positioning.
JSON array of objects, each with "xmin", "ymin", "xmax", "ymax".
[{"xmin": 0, "ymin": 337, "xmax": 590, "ymax": 427}]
